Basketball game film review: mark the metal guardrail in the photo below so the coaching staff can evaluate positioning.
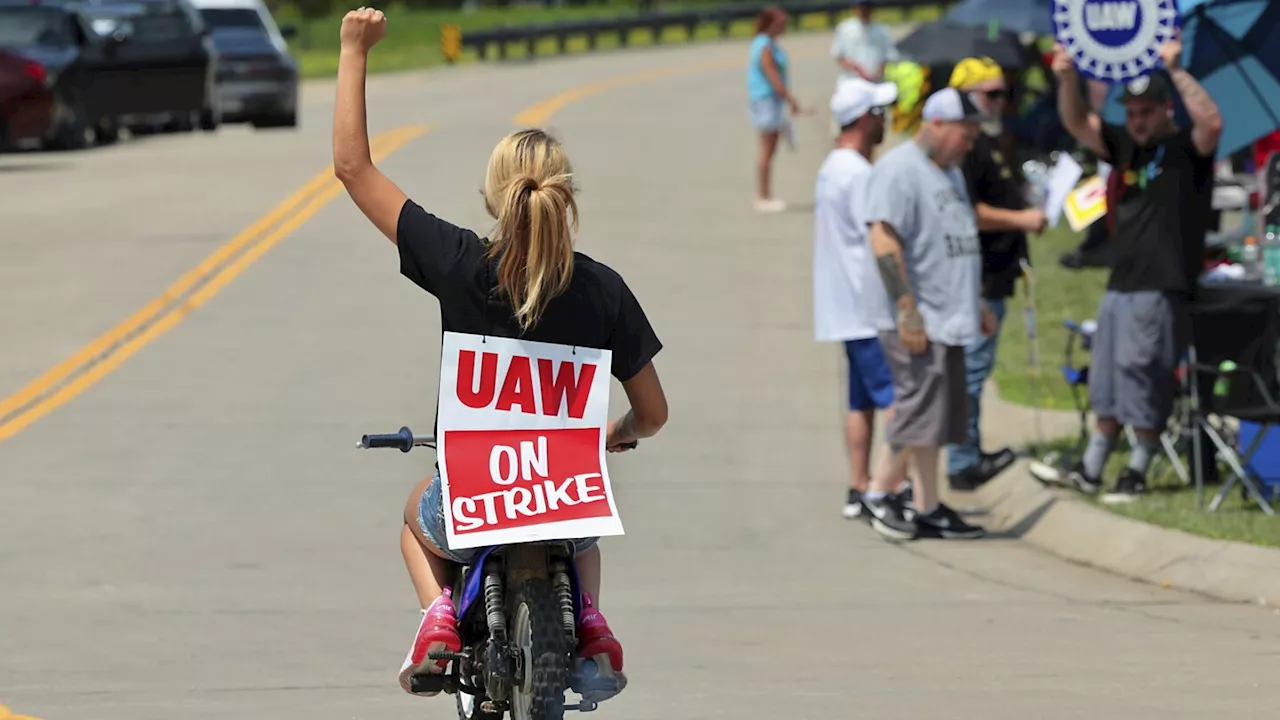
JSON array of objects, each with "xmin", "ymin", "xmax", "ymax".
[{"xmin": 442, "ymin": 0, "xmax": 954, "ymax": 63}]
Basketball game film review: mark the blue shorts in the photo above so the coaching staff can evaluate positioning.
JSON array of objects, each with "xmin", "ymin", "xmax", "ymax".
[
  {"xmin": 844, "ymin": 337, "xmax": 895, "ymax": 411},
  {"xmin": 749, "ymin": 97, "xmax": 785, "ymax": 132},
  {"xmin": 417, "ymin": 472, "xmax": 600, "ymax": 565}
]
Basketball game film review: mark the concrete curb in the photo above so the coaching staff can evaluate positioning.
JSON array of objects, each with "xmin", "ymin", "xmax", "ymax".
[{"xmin": 967, "ymin": 459, "xmax": 1280, "ymax": 606}]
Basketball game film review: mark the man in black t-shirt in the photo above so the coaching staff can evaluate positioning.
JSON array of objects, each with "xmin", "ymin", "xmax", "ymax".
[
  {"xmin": 1052, "ymin": 32, "xmax": 1222, "ymax": 502},
  {"xmin": 944, "ymin": 57, "xmax": 1048, "ymax": 492}
]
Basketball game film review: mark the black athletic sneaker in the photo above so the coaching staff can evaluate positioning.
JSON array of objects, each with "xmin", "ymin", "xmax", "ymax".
[
  {"xmin": 843, "ymin": 488, "xmax": 864, "ymax": 519},
  {"xmin": 1065, "ymin": 466, "xmax": 1103, "ymax": 495},
  {"xmin": 1101, "ymin": 468, "xmax": 1147, "ymax": 504},
  {"xmin": 948, "ymin": 448, "xmax": 1017, "ymax": 491},
  {"xmin": 863, "ymin": 493, "xmax": 917, "ymax": 540},
  {"xmin": 893, "ymin": 480, "xmax": 914, "ymax": 506},
  {"xmin": 914, "ymin": 503, "xmax": 987, "ymax": 539}
]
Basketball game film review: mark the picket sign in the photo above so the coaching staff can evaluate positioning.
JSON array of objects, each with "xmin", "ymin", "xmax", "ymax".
[
  {"xmin": 436, "ymin": 331, "xmax": 624, "ymax": 551},
  {"xmin": 1064, "ymin": 174, "xmax": 1109, "ymax": 231},
  {"xmin": 1052, "ymin": 0, "xmax": 1179, "ymax": 84}
]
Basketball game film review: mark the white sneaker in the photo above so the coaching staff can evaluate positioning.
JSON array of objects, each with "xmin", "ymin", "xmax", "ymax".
[{"xmin": 753, "ymin": 198, "xmax": 787, "ymax": 213}]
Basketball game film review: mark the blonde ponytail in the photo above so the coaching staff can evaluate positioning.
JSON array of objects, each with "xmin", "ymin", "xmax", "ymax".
[{"xmin": 483, "ymin": 130, "xmax": 578, "ymax": 331}]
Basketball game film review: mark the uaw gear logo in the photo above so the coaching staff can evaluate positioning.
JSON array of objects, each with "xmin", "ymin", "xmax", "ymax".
[{"xmin": 1053, "ymin": 0, "xmax": 1179, "ymax": 83}]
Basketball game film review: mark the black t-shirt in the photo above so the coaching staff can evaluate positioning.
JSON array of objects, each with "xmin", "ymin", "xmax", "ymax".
[
  {"xmin": 960, "ymin": 132, "xmax": 1029, "ymax": 300},
  {"xmin": 1100, "ymin": 123, "xmax": 1216, "ymax": 296},
  {"xmin": 396, "ymin": 200, "xmax": 663, "ymax": 386}
]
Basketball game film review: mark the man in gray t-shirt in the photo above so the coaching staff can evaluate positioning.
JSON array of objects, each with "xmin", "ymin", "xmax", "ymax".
[{"xmin": 859, "ymin": 87, "xmax": 996, "ymax": 541}]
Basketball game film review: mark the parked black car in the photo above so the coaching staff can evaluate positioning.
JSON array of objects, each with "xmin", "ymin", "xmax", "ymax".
[{"xmin": 72, "ymin": 0, "xmax": 221, "ymax": 134}]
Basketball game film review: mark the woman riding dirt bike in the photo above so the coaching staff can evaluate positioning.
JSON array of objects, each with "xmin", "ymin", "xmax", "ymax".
[{"xmin": 331, "ymin": 7, "xmax": 669, "ymax": 705}]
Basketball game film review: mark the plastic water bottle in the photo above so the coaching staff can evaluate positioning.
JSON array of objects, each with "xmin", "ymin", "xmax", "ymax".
[
  {"xmin": 1263, "ymin": 223, "xmax": 1280, "ymax": 286},
  {"xmin": 1242, "ymin": 235, "xmax": 1262, "ymax": 281}
]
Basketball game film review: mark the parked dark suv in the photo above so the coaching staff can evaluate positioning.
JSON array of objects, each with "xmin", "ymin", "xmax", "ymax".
[{"xmin": 73, "ymin": 0, "xmax": 221, "ymax": 134}]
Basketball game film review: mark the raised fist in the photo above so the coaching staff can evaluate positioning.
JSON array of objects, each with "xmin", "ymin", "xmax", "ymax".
[
  {"xmin": 1050, "ymin": 43, "xmax": 1075, "ymax": 77},
  {"xmin": 340, "ymin": 6, "xmax": 386, "ymax": 53}
]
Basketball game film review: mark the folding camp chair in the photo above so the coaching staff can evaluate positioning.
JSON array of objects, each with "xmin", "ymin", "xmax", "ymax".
[{"xmin": 1185, "ymin": 286, "xmax": 1280, "ymax": 514}]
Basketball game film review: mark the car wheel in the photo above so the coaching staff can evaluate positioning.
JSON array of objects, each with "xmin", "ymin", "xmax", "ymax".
[
  {"xmin": 47, "ymin": 99, "xmax": 93, "ymax": 151},
  {"xmin": 167, "ymin": 112, "xmax": 195, "ymax": 133},
  {"xmin": 96, "ymin": 120, "xmax": 120, "ymax": 146},
  {"xmin": 199, "ymin": 104, "xmax": 220, "ymax": 132}
]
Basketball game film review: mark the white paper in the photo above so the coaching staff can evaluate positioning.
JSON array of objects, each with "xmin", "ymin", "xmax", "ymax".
[{"xmin": 1043, "ymin": 153, "xmax": 1084, "ymax": 229}]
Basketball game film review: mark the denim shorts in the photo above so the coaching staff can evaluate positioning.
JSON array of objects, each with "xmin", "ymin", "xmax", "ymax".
[
  {"xmin": 749, "ymin": 97, "xmax": 785, "ymax": 132},
  {"xmin": 417, "ymin": 471, "xmax": 601, "ymax": 565}
]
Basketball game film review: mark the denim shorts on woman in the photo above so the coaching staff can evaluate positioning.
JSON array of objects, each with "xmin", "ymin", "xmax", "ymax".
[
  {"xmin": 417, "ymin": 471, "xmax": 600, "ymax": 565},
  {"xmin": 749, "ymin": 97, "xmax": 785, "ymax": 132}
]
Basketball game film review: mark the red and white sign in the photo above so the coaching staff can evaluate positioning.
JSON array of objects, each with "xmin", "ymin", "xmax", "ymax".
[{"xmin": 436, "ymin": 331, "xmax": 624, "ymax": 550}]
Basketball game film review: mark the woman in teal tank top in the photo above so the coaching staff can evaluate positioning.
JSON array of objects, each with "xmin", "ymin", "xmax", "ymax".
[{"xmin": 746, "ymin": 6, "xmax": 803, "ymax": 212}]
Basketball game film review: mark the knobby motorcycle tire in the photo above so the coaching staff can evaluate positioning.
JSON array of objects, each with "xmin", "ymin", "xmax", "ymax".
[{"xmin": 511, "ymin": 578, "xmax": 570, "ymax": 720}]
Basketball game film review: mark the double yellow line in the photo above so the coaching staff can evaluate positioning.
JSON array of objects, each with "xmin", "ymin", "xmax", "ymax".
[
  {"xmin": 0, "ymin": 124, "xmax": 429, "ymax": 443},
  {"xmin": 0, "ymin": 47, "xmax": 767, "ymax": 445}
]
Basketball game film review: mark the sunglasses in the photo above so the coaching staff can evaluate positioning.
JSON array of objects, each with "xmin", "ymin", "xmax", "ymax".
[{"xmin": 979, "ymin": 88, "xmax": 1010, "ymax": 101}]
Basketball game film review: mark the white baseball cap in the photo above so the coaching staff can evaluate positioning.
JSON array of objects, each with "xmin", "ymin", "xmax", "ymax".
[
  {"xmin": 921, "ymin": 87, "xmax": 986, "ymax": 122},
  {"xmin": 830, "ymin": 78, "xmax": 898, "ymax": 127}
]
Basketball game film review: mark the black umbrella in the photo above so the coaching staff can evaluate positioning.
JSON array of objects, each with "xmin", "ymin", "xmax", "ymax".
[
  {"xmin": 944, "ymin": 0, "xmax": 1054, "ymax": 36},
  {"xmin": 897, "ymin": 20, "xmax": 1030, "ymax": 70}
]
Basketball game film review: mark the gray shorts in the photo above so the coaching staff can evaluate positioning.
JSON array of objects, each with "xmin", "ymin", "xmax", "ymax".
[
  {"xmin": 878, "ymin": 332, "xmax": 968, "ymax": 447},
  {"xmin": 417, "ymin": 472, "xmax": 600, "ymax": 565},
  {"xmin": 1088, "ymin": 290, "xmax": 1187, "ymax": 430}
]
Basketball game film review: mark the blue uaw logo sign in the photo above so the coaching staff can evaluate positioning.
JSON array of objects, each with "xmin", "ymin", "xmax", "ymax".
[{"xmin": 1053, "ymin": 0, "xmax": 1179, "ymax": 83}]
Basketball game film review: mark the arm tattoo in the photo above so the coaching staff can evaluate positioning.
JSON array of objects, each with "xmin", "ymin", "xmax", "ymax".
[
  {"xmin": 877, "ymin": 252, "xmax": 924, "ymax": 332},
  {"xmin": 876, "ymin": 253, "xmax": 910, "ymax": 305},
  {"xmin": 1169, "ymin": 68, "xmax": 1221, "ymax": 126}
]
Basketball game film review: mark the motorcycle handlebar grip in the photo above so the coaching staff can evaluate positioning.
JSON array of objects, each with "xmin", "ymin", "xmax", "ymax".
[{"xmin": 361, "ymin": 427, "xmax": 414, "ymax": 452}]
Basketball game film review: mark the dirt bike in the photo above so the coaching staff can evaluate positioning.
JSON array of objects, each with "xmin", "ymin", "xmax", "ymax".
[{"xmin": 357, "ymin": 426, "xmax": 631, "ymax": 720}]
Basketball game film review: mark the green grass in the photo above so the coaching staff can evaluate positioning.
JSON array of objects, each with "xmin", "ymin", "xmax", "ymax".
[
  {"xmin": 271, "ymin": 2, "xmax": 946, "ymax": 78},
  {"xmin": 991, "ymin": 223, "xmax": 1109, "ymax": 411},
  {"xmin": 1028, "ymin": 436, "xmax": 1280, "ymax": 549}
]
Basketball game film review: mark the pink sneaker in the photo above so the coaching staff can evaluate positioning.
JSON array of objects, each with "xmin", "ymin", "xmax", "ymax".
[
  {"xmin": 398, "ymin": 588, "xmax": 462, "ymax": 695},
  {"xmin": 574, "ymin": 592, "xmax": 626, "ymax": 701}
]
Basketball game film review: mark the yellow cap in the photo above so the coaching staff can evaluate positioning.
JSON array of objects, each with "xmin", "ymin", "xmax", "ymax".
[{"xmin": 949, "ymin": 56, "xmax": 1003, "ymax": 90}]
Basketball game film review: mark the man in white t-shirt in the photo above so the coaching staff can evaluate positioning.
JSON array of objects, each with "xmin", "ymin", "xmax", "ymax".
[
  {"xmin": 830, "ymin": 2, "xmax": 900, "ymax": 84},
  {"xmin": 813, "ymin": 77, "xmax": 907, "ymax": 520}
]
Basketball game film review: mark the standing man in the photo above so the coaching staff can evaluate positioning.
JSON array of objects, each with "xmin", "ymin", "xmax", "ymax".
[
  {"xmin": 1052, "ymin": 30, "xmax": 1221, "ymax": 502},
  {"xmin": 944, "ymin": 57, "xmax": 1048, "ymax": 491},
  {"xmin": 831, "ymin": 1, "xmax": 899, "ymax": 84},
  {"xmin": 860, "ymin": 87, "xmax": 997, "ymax": 540},
  {"xmin": 812, "ymin": 77, "xmax": 910, "ymax": 519}
]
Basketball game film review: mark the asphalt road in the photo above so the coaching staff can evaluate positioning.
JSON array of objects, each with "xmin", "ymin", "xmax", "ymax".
[{"xmin": 1, "ymin": 31, "xmax": 1277, "ymax": 720}]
